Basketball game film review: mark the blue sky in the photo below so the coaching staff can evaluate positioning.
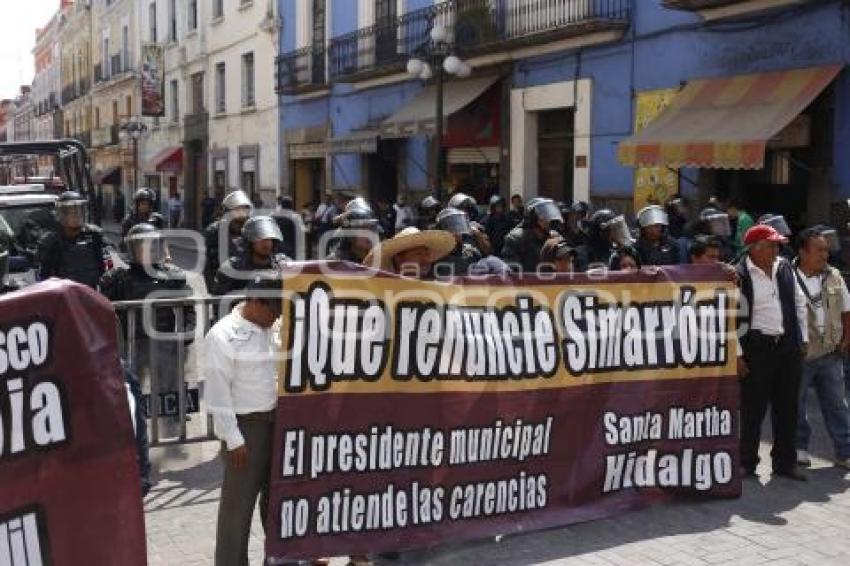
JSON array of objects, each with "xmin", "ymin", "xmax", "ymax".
[{"xmin": 0, "ymin": 0, "xmax": 58, "ymax": 100}]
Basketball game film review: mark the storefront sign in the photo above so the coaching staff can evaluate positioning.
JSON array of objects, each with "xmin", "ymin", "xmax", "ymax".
[
  {"xmin": 266, "ymin": 265, "xmax": 741, "ymax": 560},
  {"xmin": 0, "ymin": 281, "xmax": 147, "ymax": 565},
  {"xmin": 633, "ymin": 89, "xmax": 680, "ymax": 211}
]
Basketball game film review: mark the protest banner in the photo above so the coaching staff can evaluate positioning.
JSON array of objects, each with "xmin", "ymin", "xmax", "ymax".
[
  {"xmin": 267, "ymin": 264, "xmax": 741, "ymax": 560},
  {"xmin": 0, "ymin": 280, "xmax": 147, "ymax": 566}
]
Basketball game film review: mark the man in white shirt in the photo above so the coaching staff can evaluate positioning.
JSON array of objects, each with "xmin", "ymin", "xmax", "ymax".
[
  {"xmin": 736, "ymin": 224, "xmax": 809, "ymax": 481},
  {"xmin": 793, "ymin": 227, "xmax": 850, "ymax": 469},
  {"xmin": 204, "ymin": 276, "xmax": 284, "ymax": 566}
]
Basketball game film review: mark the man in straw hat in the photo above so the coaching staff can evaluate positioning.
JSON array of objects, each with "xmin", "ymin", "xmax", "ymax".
[{"xmin": 364, "ymin": 226, "xmax": 455, "ymax": 279}]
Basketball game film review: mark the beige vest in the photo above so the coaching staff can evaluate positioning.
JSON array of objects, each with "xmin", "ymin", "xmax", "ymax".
[{"xmin": 803, "ymin": 265, "xmax": 845, "ymax": 360}]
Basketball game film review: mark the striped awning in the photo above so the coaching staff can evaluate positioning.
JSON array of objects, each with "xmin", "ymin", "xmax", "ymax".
[{"xmin": 618, "ymin": 65, "xmax": 842, "ymax": 170}]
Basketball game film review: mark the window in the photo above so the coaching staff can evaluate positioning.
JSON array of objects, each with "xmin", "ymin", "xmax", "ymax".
[
  {"xmin": 170, "ymin": 79, "xmax": 179, "ymax": 122},
  {"xmin": 122, "ymin": 26, "xmax": 129, "ymax": 72},
  {"xmin": 126, "ymin": 95, "xmax": 132, "ymax": 117},
  {"xmin": 188, "ymin": 0, "xmax": 198, "ymax": 31},
  {"xmin": 214, "ymin": 157, "xmax": 227, "ymax": 191},
  {"xmin": 95, "ymin": 108, "xmax": 100, "ymax": 129},
  {"xmin": 242, "ymin": 52, "xmax": 255, "ymax": 108},
  {"xmin": 169, "ymin": 0, "xmax": 177, "ymax": 41},
  {"xmin": 241, "ymin": 155, "xmax": 257, "ymax": 198},
  {"xmin": 213, "ymin": 0, "xmax": 224, "ymax": 19},
  {"xmin": 149, "ymin": 2, "xmax": 157, "ymax": 43},
  {"xmin": 103, "ymin": 38, "xmax": 110, "ymax": 77},
  {"xmin": 191, "ymin": 72, "xmax": 204, "ymax": 114},
  {"xmin": 215, "ymin": 63, "xmax": 226, "ymax": 113}
]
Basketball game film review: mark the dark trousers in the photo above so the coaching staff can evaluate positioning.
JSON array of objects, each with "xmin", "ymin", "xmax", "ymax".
[
  {"xmin": 215, "ymin": 414, "xmax": 274, "ymax": 566},
  {"xmin": 740, "ymin": 333, "xmax": 803, "ymax": 473}
]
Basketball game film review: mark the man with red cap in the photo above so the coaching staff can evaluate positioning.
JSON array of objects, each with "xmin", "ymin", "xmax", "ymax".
[{"xmin": 736, "ymin": 224, "xmax": 809, "ymax": 481}]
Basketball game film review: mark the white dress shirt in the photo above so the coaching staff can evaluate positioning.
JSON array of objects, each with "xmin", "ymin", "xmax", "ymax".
[
  {"xmin": 745, "ymin": 256, "xmax": 807, "ymax": 342},
  {"xmin": 203, "ymin": 305, "xmax": 280, "ymax": 450},
  {"xmin": 796, "ymin": 267, "xmax": 850, "ymax": 334}
]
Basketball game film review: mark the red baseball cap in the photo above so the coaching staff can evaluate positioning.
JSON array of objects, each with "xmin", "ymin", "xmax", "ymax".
[{"xmin": 744, "ymin": 224, "xmax": 788, "ymax": 246}]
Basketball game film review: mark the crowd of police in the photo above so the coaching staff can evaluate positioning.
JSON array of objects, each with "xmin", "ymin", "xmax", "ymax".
[{"xmin": 4, "ymin": 184, "xmax": 850, "ymax": 566}]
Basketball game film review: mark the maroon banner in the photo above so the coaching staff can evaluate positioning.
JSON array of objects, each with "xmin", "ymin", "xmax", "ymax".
[
  {"xmin": 0, "ymin": 280, "xmax": 147, "ymax": 566},
  {"xmin": 267, "ymin": 267, "xmax": 741, "ymax": 560}
]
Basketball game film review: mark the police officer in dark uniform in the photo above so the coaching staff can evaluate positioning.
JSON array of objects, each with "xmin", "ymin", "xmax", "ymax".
[
  {"xmin": 482, "ymin": 195, "xmax": 514, "ymax": 259},
  {"xmin": 212, "ymin": 216, "xmax": 289, "ymax": 296},
  {"xmin": 326, "ymin": 198, "xmax": 380, "ymax": 264},
  {"xmin": 203, "ymin": 190, "xmax": 253, "ymax": 289},
  {"xmin": 575, "ymin": 209, "xmax": 635, "ymax": 271},
  {"xmin": 100, "ymin": 223, "xmax": 195, "ymax": 434},
  {"xmin": 418, "ymin": 196, "xmax": 441, "ymax": 230},
  {"xmin": 121, "ymin": 188, "xmax": 166, "ymax": 238},
  {"xmin": 37, "ymin": 191, "xmax": 106, "ymax": 289},
  {"xmin": 634, "ymin": 205, "xmax": 680, "ymax": 266},
  {"xmin": 448, "ymin": 192, "xmax": 481, "ymax": 223},
  {"xmin": 501, "ymin": 198, "xmax": 564, "ymax": 273},
  {"xmin": 432, "ymin": 207, "xmax": 484, "ymax": 277}
]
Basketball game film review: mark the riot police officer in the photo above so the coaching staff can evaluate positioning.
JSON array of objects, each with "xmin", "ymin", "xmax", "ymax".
[
  {"xmin": 326, "ymin": 198, "xmax": 380, "ymax": 265},
  {"xmin": 121, "ymin": 188, "xmax": 166, "ymax": 238},
  {"xmin": 482, "ymin": 195, "xmax": 514, "ymax": 258},
  {"xmin": 634, "ymin": 205, "xmax": 680, "ymax": 266},
  {"xmin": 37, "ymin": 191, "xmax": 106, "ymax": 289},
  {"xmin": 418, "ymin": 195, "xmax": 441, "ymax": 230},
  {"xmin": 448, "ymin": 192, "xmax": 481, "ymax": 222},
  {"xmin": 501, "ymin": 198, "xmax": 564, "ymax": 273},
  {"xmin": 576, "ymin": 209, "xmax": 635, "ymax": 270},
  {"xmin": 203, "ymin": 189, "xmax": 253, "ymax": 289},
  {"xmin": 432, "ymin": 207, "xmax": 484, "ymax": 277},
  {"xmin": 100, "ymin": 223, "xmax": 194, "ymax": 433},
  {"xmin": 212, "ymin": 216, "xmax": 289, "ymax": 295}
]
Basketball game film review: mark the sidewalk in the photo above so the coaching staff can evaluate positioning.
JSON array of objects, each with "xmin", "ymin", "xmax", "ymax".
[{"xmin": 144, "ymin": 403, "xmax": 850, "ymax": 566}]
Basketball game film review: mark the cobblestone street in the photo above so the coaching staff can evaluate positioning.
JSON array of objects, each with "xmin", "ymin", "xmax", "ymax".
[{"xmin": 145, "ymin": 406, "xmax": 850, "ymax": 566}]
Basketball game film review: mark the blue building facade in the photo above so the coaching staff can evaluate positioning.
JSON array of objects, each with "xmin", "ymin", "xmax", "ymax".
[{"xmin": 278, "ymin": 0, "xmax": 850, "ymax": 226}]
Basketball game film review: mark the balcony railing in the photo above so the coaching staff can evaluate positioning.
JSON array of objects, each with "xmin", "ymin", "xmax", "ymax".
[
  {"xmin": 276, "ymin": 45, "xmax": 327, "ymax": 95},
  {"xmin": 330, "ymin": 0, "xmax": 631, "ymax": 82},
  {"xmin": 662, "ymin": 0, "xmax": 756, "ymax": 9}
]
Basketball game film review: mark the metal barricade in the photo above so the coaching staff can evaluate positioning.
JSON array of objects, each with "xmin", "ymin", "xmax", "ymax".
[{"xmin": 112, "ymin": 295, "xmax": 245, "ymax": 446}]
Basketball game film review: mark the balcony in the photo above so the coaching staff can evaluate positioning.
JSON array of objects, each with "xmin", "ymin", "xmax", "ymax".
[
  {"xmin": 94, "ymin": 57, "xmax": 135, "ymax": 86},
  {"xmin": 329, "ymin": 0, "xmax": 631, "ymax": 82},
  {"xmin": 276, "ymin": 45, "xmax": 327, "ymax": 95},
  {"xmin": 662, "ymin": 0, "xmax": 809, "ymax": 19},
  {"xmin": 92, "ymin": 125, "xmax": 120, "ymax": 148}
]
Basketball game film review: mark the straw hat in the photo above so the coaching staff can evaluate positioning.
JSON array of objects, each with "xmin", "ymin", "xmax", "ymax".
[{"xmin": 364, "ymin": 227, "xmax": 456, "ymax": 271}]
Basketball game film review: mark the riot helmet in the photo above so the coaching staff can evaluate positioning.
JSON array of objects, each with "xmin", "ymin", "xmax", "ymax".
[
  {"xmin": 242, "ymin": 216, "xmax": 284, "ymax": 243},
  {"xmin": 126, "ymin": 223, "xmax": 166, "ymax": 265},
  {"xmin": 222, "ymin": 190, "xmax": 254, "ymax": 213},
  {"xmin": 489, "ymin": 194, "xmax": 506, "ymax": 211},
  {"xmin": 342, "ymin": 198, "xmax": 379, "ymax": 229},
  {"xmin": 637, "ymin": 205, "xmax": 669, "ymax": 229},
  {"xmin": 57, "ymin": 190, "xmax": 87, "ymax": 229},
  {"xmin": 758, "ymin": 214, "xmax": 792, "ymax": 238},
  {"xmin": 448, "ymin": 192, "xmax": 477, "ymax": 213},
  {"xmin": 420, "ymin": 196, "xmax": 441, "ymax": 212},
  {"xmin": 700, "ymin": 210, "xmax": 732, "ymax": 237},
  {"xmin": 585, "ymin": 208, "xmax": 617, "ymax": 242},
  {"xmin": 436, "ymin": 207, "xmax": 473, "ymax": 236},
  {"xmin": 602, "ymin": 215, "xmax": 635, "ymax": 248},
  {"xmin": 133, "ymin": 188, "xmax": 154, "ymax": 203},
  {"xmin": 526, "ymin": 198, "xmax": 564, "ymax": 232}
]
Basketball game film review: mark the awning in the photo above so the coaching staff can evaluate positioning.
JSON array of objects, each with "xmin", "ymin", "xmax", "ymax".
[
  {"xmin": 618, "ymin": 65, "xmax": 842, "ymax": 170},
  {"xmin": 448, "ymin": 147, "xmax": 500, "ymax": 165},
  {"xmin": 381, "ymin": 76, "xmax": 500, "ymax": 139},
  {"xmin": 145, "ymin": 146, "xmax": 183, "ymax": 173},
  {"xmin": 94, "ymin": 166, "xmax": 121, "ymax": 185},
  {"xmin": 327, "ymin": 130, "xmax": 378, "ymax": 154}
]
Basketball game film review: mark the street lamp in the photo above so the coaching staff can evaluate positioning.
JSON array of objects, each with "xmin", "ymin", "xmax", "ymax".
[
  {"xmin": 119, "ymin": 116, "xmax": 149, "ymax": 193},
  {"xmin": 407, "ymin": 23, "xmax": 472, "ymax": 203}
]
